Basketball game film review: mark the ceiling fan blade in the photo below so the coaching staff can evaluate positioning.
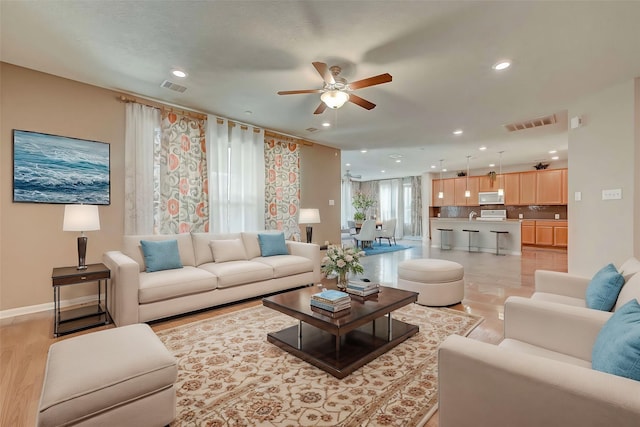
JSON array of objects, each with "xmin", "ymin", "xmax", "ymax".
[
  {"xmin": 348, "ymin": 94, "xmax": 376, "ymax": 110},
  {"xmin": 312, "ymin": 61, "xmax": 335, "ymax": 85},
  {"xmin": 348, "ymin": 73, "xmax": 392, "ymax": 90},
  {"xmin": 313, "ymin": 102, "xmax": 327, "ymax": 115},
  {"xmin": 277, "ymin": 89, "xmax": 323, "ymax": 95}
]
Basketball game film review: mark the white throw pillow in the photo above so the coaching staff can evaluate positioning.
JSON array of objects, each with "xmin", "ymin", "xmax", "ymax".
[
  {"xmin": 619, "ymin": 257, "xmax": 640, "ymax": 282},
  {"xmin": 209, "ymin": 239, "xmax": 248, "ymax": 263}
]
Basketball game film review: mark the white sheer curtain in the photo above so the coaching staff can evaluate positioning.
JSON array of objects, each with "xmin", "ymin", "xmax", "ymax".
[
  {"xmin": 124, "ymin": 103, "xmax": 161, "ymax": 234},
  {"xmin": 378, "ymin": 179, "xmax": 404, "ymax": 239},
  {"xmin": 207, "ymin": 117, "xmax": 265, "ymax": 233},
  {"xmin": 206, "ymin": 116, "xmax": 230, "ymax": 233},
  {"xmin": 341, "ymin": 179, "xmax": 353, "ymax": 228}
]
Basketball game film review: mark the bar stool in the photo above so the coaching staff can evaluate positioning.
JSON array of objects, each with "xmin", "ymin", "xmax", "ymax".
[
  {"xmin": 490, "ymin": 230, "xmax": 509, "ymax": 256},
  {"xmin": 462, "ymin": 229, "xmax": 480, "ymax": 252},
  {"xmin": 437, "ymin": 228, "xmax": 453, "ymax": 250}
]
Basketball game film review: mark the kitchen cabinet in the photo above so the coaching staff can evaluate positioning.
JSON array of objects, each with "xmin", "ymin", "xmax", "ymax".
[
  {"xmin": 537, "ymin": 169, "xmax": 564, "ymax": 205},
  {"xmin": 554, "ymin": 223, "xmax": 568, "ymax": 247},
  {"xmin": 519, "ymin": 172, "xmax": 537, "ymax": 205},
  {"xmin": 432, "ymin": 180, "xmax": 440, "ymax": 206},
  {"xmin": 504, "ymin": 173, "xmax": 520, "ymax": 205},
  {"xmin": 521, "ymin": 220, "xmax": 536, "ymax": 245},
  {"xmin": 432, "ymin": 179, "xmax": 455, "ymax": 206},
  {"xmin": 523, "ymin": 220, "xmax": 568, "ymax": 248},
  {"xmin": 561, "ymin": 169, "xmax": 568, "ymax": 204},
  {"xmin": 479, "ymin": 174, "xmax": 504, "ymax": 192},
  {"xmin": 454, "ymin": 176, "xmax": 479, "ymax": 206}
]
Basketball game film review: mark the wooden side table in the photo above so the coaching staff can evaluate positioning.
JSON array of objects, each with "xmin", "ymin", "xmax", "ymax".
[{"xmin": 52, "ymin": 263, "xmax": 111, "ymax": 337}]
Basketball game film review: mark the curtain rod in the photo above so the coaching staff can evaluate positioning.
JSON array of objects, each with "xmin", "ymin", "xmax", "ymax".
[{"xmin": 118, "ymin": 95, "xmax": 312, "ymax": 144}]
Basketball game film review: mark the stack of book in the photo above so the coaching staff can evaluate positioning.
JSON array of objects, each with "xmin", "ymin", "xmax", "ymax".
[
  {"xmin": 345, "ymin": 280, "xmax": 380, "ymax": 297},
  {"xmin": 310, "ymin": 289, "xmax": 351, "ymax": 313}
]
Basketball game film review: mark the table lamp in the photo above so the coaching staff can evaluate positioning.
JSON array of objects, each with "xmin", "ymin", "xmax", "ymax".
[
  {"xmin": 299, "ymin": 208, "xmax": 320, "ymax": 244},
  {"xmin": 63, "ymin": 204, "xmax": 101, "ymax": 270}
]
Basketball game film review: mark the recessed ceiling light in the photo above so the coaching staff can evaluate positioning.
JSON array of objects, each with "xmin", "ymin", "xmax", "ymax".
[
  {"xmin": 381, "ymin": 170, "xmax": 386, "ymax": 173},
  {"xmin": 322, "ymin": 122, "xmax": 331, "ymax": 127},
  {"xmin": 395, "ymin": 159, "xmax": 401, "ymax": 163},
  {"xmin": 345, "ymin": 163, "xmax": 351, "ymax": 166},
  {"xmin": 453, "ymin": 129, "xmax": 463, "ymax": 135},
  {"xmin": 430, "ymin": 165, "xmax": 436, "ymax": 169},
  {"xmin": 551, "ymin": 156, "xmax": 559, "ymax": 160},
  {"xmin": 492, "ymin": 60, "xmax": 511, "ymax": 71},
  {"xmin": 489, "ymin": 163, "xmax": 495, "ymax": 167},
  {"xmin": 479, "ymin": 146, "xmax": 487, "ymax": 151},
  {"xmin": 548, "ymin": 150, "xmax": 557, "ymax": 154},
  {"xmin": 171, "ymin": 69, "xmax": 188, "ymax": 78},
  {"xmin": 360, "ymin": 149, "xmax": 367, "ymax": 153},
  {"xmin": 442, "ymin": 168, "xmax": 447, "ymax": 172}
]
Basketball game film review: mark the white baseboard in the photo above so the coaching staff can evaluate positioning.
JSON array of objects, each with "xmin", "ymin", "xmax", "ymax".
[{"xmin": 0, "ymin": 294, "xmax": 99, "ymax": 320}]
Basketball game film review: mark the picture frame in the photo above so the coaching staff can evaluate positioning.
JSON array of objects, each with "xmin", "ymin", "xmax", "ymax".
[{"xmin": 12, "ymin": 129, "xmax": 110, "ymax": 205}]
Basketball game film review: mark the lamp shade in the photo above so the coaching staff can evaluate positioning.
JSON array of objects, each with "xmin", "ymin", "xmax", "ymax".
[
  {"xmin": 299, "ymin": 208, "xmax": 321, "ymax": 224},
  {"xmin": 63, "ymin": 205, "xmax": 101, "ymax": 231},
  {"xmin": 320, "ymin": 90, "xmax": 349, "ymax": 109}
]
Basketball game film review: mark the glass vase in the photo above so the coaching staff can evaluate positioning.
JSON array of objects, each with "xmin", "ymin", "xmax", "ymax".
[{"xmin": 337, "ymin": 270, "xmax": 348, "ymax": 290}]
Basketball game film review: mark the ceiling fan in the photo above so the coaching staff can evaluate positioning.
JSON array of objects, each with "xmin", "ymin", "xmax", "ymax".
[
  {"xmin": 344, "ymin": 170, "xmax": 362, "ymax": 180},
  {"xmin": 278, "ymin": 62, "xmax": 392, "ymax": 114}
]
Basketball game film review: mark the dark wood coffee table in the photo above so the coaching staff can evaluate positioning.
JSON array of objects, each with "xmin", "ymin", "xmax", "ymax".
[{"xmin": 262, "ymin": 285, "xmax": 419, "ymax": 378}]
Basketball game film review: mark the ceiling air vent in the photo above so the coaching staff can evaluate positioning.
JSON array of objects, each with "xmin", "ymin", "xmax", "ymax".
[
  {"xmin": 160, "ymin": 80, "xmax": 187, "ymax": 93},
  {"xmin": 306, "ymin": 127, "xmax": 319, "ymax": 133},
  {"xmin": 504, "ymin": 114, "xmax": 556, "ymax": 132}
]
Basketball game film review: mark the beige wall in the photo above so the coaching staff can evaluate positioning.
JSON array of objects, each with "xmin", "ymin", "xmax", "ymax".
[
  {"xmin": 0, "ymin": 63, "xmax": 340, "ymax": 312},
  {"xmin": 568, "ymin": 78, "xmax": 639, "ymax": 276},
  {"xmin": 298, "ymin": 143, "xmax": 342, "ymax": 246}
]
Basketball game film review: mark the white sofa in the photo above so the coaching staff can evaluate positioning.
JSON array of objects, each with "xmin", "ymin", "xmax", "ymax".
[
  {"xmin": 438, "ymin": 296, "xmax": 640, "ymax": 427},
  {"xmin": 532, "ymin": 257, "xmax": 640, "ymax": 310},
  {"xmin": 103, "ymin": 232, "xmax": 321, "ymax": 326}
]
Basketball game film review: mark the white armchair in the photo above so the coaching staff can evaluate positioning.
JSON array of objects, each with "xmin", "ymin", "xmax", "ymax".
[
  {"xmin": 376, "ymin": 218, "xmax": 396, "ymax": 246},
  {"xmin": 533, "ymin": 257, "xmax": 640, "ymax": 311},
  {"xmin": 438, "ymin": 297, "xmax": 640, "ymax": 427}
]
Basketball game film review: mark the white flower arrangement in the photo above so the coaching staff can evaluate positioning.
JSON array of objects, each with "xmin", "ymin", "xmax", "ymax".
[{"xmin": 321, "ymin": 244, "xmax": 365, "ymax": 278}]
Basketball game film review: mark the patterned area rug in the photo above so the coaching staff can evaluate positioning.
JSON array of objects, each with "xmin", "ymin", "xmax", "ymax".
[{"xmin": 157, "ymin": 303, "xmax": 482, "ymax": 426}]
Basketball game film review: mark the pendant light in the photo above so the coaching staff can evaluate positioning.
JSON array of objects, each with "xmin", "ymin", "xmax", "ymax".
[
  {"xmin": 497, "ymin": 151, "xmax": 504, "ymax": 196},
  {"xmin": 464, "ymin": 155, "xmax": 471, "ymax": 198},
  {"xmin": 438, "ymin": 159, "xmax": 444, "ymax": 199}
]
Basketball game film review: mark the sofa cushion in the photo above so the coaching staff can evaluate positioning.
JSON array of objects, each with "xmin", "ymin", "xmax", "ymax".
[
  {"xmin": 139, "ymin": 266, "xmax": 217, "ymax": 303},
  {"xmin": 258, "ymin": 232, "xmax": 289, "ymax": 257},
  {"xmin": 191, "ymin": 232, "xmax": 243, "ymax": 266},
  {"xmin": 210, "ymin": 239, "xmax": 248, "ymax": 263},
  {"xmin": 140, "ymin": 239, "xmax": 183, "ymax": 273},
  {"xmin": 531, "ymin": 293, "xmax": 587, "ymax": 308},
  {"xmin": 198, "ymin": 261, "xmax": 273, "ymax": 289},
  {"xmin": 585, "ymin": 263, "xmax": 625, "ymax": 311},
  {"xmin": 614, "ymin": 272, "xmax": 640, "ymax": 311},
  {"xmin": 592, "ymin": 299, "xmax": 640, "ymax": 381},
  {"xmin": 242, "ymin": 231, "xmax": 283, "ymax": 259},
  {"xmin": 619, "ymin": 257, "xmax": 640, "ymax": 282},
  {"xmin": 123, "ymin": 234, "xmax": 196, "ymax": 272},
  {"xmin": 253, "ymin": 255, "xmax": 313, "ymax": 278}
]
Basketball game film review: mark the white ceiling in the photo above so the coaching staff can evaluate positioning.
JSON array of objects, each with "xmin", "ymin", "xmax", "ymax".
[{"xmin": 2, "ymin": 1, "xmax": 640, "ymax": 181}]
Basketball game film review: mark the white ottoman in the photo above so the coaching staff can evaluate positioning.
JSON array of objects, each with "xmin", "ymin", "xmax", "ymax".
[
  {"xmin": 37, "ymin": 324, "xmax": 178, "ymax": 427},
  {"xmin": 397, "ymin": 259, "xmax": 465, "ymax": 306}
]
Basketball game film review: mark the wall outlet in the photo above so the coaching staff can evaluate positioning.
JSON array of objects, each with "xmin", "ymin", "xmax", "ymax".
[
  {"xmin": 602, "ymin": 189, "xmax": 622, "ymax": 200},
  {"xmin": 555, "ymin": 214, "xmax": 560, "ymax": 219},
  {"xmin": 518, "ymin": 213, "xmax": 523, "ymax": 219}
]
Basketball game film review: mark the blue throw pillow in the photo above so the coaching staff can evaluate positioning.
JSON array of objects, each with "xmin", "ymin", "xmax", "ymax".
[
  {"xmin": 592, "ymin": 299, "xmax": 640, "ymax": 381},
  {"xmin": 585, "ymin": 263, "xmax": 625, "ymax": 311},
  {"xmin": 140, "ymin": 239, "xmax": 183, "ymax": 273},
  {"xmin": 258, "ymin": 232, "xmax": 289, "ymax": 257}
]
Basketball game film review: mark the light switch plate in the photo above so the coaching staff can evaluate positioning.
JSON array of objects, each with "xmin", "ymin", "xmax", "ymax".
[
  {"xmin": 574, "ymin": 191, "xmax": 581, "ymax": 201},
  {"xmin": 328, "ymin": 199, "xmax": 335, "ymax": 206},
  {"xmin": 602, "ymin": 189, "xmax": 622, "ymax": 200}
]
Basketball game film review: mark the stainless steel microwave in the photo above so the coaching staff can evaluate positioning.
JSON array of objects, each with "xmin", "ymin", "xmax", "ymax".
[{"xmin": 478, "ymin": 191, "xmax": 504, "ymax": 205}]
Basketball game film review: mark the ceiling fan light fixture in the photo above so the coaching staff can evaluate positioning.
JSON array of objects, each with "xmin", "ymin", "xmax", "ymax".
[{"xmin": 321, "ymin": 90, "xmax": 349, "ymax": 109}]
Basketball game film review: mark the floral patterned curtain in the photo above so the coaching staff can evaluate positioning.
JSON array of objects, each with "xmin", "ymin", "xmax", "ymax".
[
  {"xmin": 264, "ymin": 134, "xmax": 300, "ymax": 240},
  {"xmin": 158, "ymin": 111, "xmax": 208, "ymax": 233}
]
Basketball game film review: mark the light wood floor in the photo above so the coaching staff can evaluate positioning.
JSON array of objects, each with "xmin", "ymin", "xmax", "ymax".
[{"xmin": 0, "ymin": 243, "xmax": 567, "ymax": 427}]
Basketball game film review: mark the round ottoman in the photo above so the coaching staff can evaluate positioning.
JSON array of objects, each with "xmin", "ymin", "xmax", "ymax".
[{"xmin": 397, "ymin": 259, "xmax": 464, "ymax": 306}]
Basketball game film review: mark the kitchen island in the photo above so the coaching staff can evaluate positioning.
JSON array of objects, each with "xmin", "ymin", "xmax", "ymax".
[{"xmin": 430, "ymin": 218, "xmax": 522, "ymax": 255}]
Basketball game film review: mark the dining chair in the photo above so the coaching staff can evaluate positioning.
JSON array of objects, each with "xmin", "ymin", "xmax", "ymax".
[
  {"xmin": 376, "ymin": 218, "xmax": 397, "ymax": 246},
  {"xmin": 354, "ymin": 219, "xmax": 376, "ymax": 248}
]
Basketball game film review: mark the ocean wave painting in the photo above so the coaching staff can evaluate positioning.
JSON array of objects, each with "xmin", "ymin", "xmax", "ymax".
[{"xmin": 13, "ymin": 130, "xmax": 110, "ymax": 205}]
